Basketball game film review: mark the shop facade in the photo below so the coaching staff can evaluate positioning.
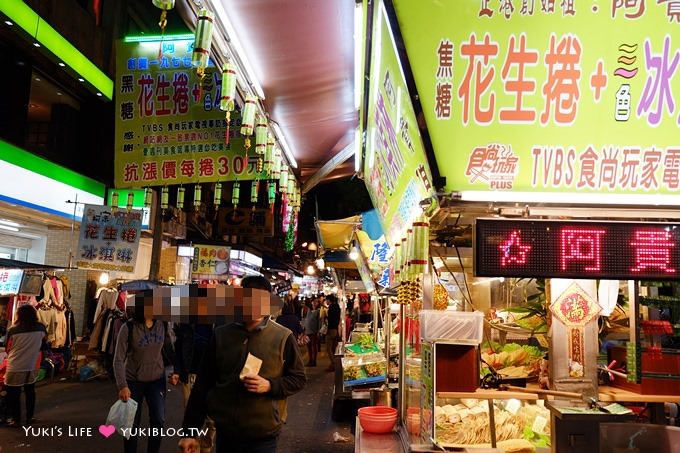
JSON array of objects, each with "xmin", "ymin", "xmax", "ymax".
[{"xmin": 354, "ymin": 1, "xmax": 680, "ymax": 452}]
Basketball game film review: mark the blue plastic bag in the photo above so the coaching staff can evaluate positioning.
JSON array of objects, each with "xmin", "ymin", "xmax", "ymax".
[{"xmin": 105, "ymin": 399, "xmax": 138, "ymax": 439}]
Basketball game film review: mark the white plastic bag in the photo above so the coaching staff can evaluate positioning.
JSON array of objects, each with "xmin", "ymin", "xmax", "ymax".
[{"xmin": 105, "ymin": 398, "xmax": 138, "ymax": 439}]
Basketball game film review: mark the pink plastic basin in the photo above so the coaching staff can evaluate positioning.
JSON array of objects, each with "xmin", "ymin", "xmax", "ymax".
[{"xmin": 358, "ymin": 406, "xmax": 398, "ymax": 434}]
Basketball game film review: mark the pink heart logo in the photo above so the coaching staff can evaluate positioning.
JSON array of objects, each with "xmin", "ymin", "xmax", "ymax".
[{"xmin": 99, "ymin": 424, "xmax": 116, "ymax": 438}]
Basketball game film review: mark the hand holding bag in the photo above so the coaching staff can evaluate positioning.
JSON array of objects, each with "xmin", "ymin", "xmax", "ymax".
[
  {"xmin": 319, "ymin": 320, "xmax": 328, "ymax": 336},
  {"xmin": 105, "ymin": 398, "xmax": 138, "ymax": 439}
]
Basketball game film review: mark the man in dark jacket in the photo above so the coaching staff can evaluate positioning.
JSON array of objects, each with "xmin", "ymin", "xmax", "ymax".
[
  {"xmin": 325, "ymin": 295, "xmax": 341, "ymax": 372},
  {"xmin": 178, "ymin": 276, "xmax": 306, "ymax": 453}
]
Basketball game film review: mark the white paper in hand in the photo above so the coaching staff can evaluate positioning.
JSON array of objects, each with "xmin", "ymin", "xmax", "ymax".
[{"xmin": 239, "ymin": 353, "xmax": 263, "ymax": 380}]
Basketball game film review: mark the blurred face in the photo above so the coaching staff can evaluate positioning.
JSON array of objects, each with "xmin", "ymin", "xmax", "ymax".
[{"xmin": 134, "ymin": 286, "xmax": 278, "ymax": 323}]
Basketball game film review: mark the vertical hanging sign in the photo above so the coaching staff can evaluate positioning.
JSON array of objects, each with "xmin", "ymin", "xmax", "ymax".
[{"xmin": 76, "ymin": 204, "xmax": 143, "ymax": 273}]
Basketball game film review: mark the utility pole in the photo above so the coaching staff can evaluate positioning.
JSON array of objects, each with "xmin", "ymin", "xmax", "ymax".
[{"xmin": 149, "ymin": 188, "xmax": 163, "ymax": 281}]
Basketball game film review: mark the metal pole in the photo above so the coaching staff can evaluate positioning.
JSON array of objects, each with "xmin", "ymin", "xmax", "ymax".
[{"xmin": 68, "ymin": 193, "xmax": 78, "ymax": 269}]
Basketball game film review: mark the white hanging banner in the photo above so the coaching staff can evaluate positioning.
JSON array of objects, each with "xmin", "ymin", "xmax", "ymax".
[{"xmin": 75, "ymin": 204, "xmax": 143, "ymax": 273}]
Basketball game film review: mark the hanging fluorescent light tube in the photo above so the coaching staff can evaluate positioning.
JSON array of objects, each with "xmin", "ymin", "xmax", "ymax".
[
  {"xmin": 354, "ymin": 3, "xmax": 363, "ymax": 110},
  {"xmin": 0, "ymin": 219, "xmax": 21, "ymax": 227},
  {"xmin": 354, "ymin": 128, "xmax": 361, "ymax": 173},
  {"xmin": 272, "ymin": 121, "xmax": 298, "ymax": 169},
  {"xmin": 210, "ymin": 0, "xmax": 265, "ymax": 99},
  {"xmin": 0, "ymin": 224, "xmax": 19, "ymax": 232}
]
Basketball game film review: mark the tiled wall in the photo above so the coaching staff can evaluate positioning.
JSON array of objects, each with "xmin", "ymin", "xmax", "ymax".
[{"xmin": 45, "ymin": 227, "xmax": 88, "ymax": 336}]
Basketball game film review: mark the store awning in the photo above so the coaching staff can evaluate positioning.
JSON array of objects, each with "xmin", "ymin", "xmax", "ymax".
[
  {"xmin": 0, "ymin": 258, "xmax": 64, "ymax": 270},
  {"xmin": 316, "ymin": 215, "xmax": 360, "ymax": 250}
]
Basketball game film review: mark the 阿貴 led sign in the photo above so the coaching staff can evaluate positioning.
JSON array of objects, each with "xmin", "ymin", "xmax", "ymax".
[{"xmin": 475, "ymin": 219, "xmax": 680, "ymax": 280}]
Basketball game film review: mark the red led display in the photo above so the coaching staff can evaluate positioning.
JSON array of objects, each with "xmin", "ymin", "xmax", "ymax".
[{"xmin": 475, "ymin": 219, "xmax": 680, "ymax": 280}]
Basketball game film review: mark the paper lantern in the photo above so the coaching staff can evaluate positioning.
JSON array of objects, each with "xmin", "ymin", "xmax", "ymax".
[
  {"xmin": 111, "ymin": 192, "xmax": 119, "ymax": 211},
  {"xmin": 273, "ymin": 147, "xmax": 282, "ymax": 180},
  {"xmin": 126, "ymin": 192, "xmax": 135, "ymax": 211},
  {"xmin": 214, "ymin": 182, "xmax": 222, "ymax": 206},
  {"xmin": 161, "ymin": 186, "xmax": 169, "ymax": 209},
  {"xmin": 255, "ymin": 115, "xmax": 268, "ymax": 155},
  {"xmin": 400, "ymin": 233, "xmax": 409, "ymax": 282},
  {"xmin": 177, "ymin": 186, "xmax": 185, "ymax": 209},
  {"xmin": 144, "ymin": 187, "xmax": 153, "ymax": 208},
  {"xmin": 268, "ymin": 181, "xmax": 276, "ymax": 206},
  {"xmin": 232, "ymin": 181, "xmax": 240, "ymax": 208},
  {"xmin": 287, "ymin": 179, "xmax": 295, "ymax": 200},
  {"xmin": 279, "ymin": 164, "xmax": 289, "ymax": 195},
  {"xmin": 410, "ymin": 215, "xmax": 430, "ymax": 276},
  {"xmin": 250, "ymin": 180, "xmax": 259, "ymax": 206},
  {"xmin": 240, "ymin": 94, "xmax": 257, "ymax": 137},
  {"xmin": 265, "ymin": 134, "xmax": 275, "ymax": 176},
  {"xmin": 393, "ymin": 240, "xmax": 402, "ymax": 281},
  {"xmin": 219, "ymin": 62, "xmax": 237, "ymax": 143},
  {"xmin": 192, "ymin": 9, "xmax": 215, "ymax": 79},
  {"xmin": 193, "ymin": 184, "xmax": 202, "ymax": 210},
  {"xmin": 152, "ymin": 0, "xmax": 174, "ymax": 33}
]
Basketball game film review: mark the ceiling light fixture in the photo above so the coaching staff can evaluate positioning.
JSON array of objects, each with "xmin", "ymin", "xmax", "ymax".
[
  {"xmin": 78, "ymin": 78, "xmax": 85, "ymax": 82},
  {"xmin": 210, "ymin": 0, "xmax": 265, "ymax": 99},
  {"xmin": 58, "ymin": 62, "xmax": 65, "ymax": 67},
  {"xmin": 0, "ymin": 225, "xmax": 19, "ymax": 232},
  {"xmin": 271, "ymin": 121, "xmax": 298, "ymax": 169},
  {"xmin": 0, "ymin": 1, "xmax": 113, "ymax": 99},
  {"xmin": 4, "ymin": 20, "xmax": 13, "ymax": 26},
  {"xmin": 354, "ymin": 127, "xmax": 361, "ymax": 172},
  {"xmin": 353, "ymin": 3, "xmax": 363, "ymax": 110},
  {"xmin": 0, "ymin": 219, "xmax": 21, "ymax": 227}
]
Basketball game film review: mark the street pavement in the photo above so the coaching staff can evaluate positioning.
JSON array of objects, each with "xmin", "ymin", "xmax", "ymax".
[{"xmin": 0, "ymin": 350, "xmax": 355, "ymax": 453}]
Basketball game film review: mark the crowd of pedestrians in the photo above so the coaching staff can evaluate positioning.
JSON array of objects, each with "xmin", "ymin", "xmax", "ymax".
[{"xmin": 2, "ymin": 283, "xmax": 352, "ymax": 453}]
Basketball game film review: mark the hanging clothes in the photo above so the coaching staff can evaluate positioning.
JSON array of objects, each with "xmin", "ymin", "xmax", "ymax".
[{"xmin": 92, "ymin": 288, "xmax": 118, "ymax": 324}]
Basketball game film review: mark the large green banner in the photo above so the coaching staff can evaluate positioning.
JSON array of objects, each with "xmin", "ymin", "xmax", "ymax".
[
  {"xmin": 114, "ymin": 37, "xmax": 264, "ymax": 189},
  {"xmin": 394, "ymin": 0, "xmax": 680, "ymax": 203},
  {"xmin": 364, "ymin": 0, "xmax": 438, "ymax": 247}
]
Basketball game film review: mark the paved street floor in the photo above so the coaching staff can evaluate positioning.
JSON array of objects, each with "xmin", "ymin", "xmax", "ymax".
[{"xmin": 0, "ymin": 350, "xmax": 354, "ymax": 453}]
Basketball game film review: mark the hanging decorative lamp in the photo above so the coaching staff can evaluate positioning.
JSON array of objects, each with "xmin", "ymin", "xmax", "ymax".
[
  {"xmin": 279, "ymin": 164, "xmax": 289, "ymax": 195},
  {"xmin": 161, "ymin": 186, "xmax": 169, "ymax": 209},
  {"xmin": 111, "ymin": 192, "xmax": 119, "ymax": 212},
  {"xmin": 232, "ymin": 181, "xmax": 241, "ymax": 208},
  {"xmin": 144, "ymin": 187, "xmax": 153, "ymax": 208},
  {"xmin": 219, "ymin": 62, "xmax": 237, "ymax": 144},
  {"xmin": 191, "ymin": 9, "xmax": 215, "ymax": 79},
  {"xmin": 250, "ymin": 180, "xmax": 259, "ymax": 208},
  {"xmin": 214, "ymin": 182, "xmax": 223, "ymax": 206},
  {"xmin": 193, "ymin": 184, "xmax": 202, "ymax": 210},
  {"xmin": 393, "ymin": 240, "xmax": 402, "ymax": 281},
  {"xmin": 273, "ymin": 147, "xmax": 282, "ymax": 181},
  {"xmin": 286, "ymin": 179, "xmax": 295, "ymax": 201},
  {"xmin": 255, "ymin": 115, "xmax": 268, "ymax": 172},
  {"xmin": 267, "ymin": 181, "xmax": 276, "ymax": 207},
  {"xmin": 177, "ymin": 186, "xmax": 185, "ymax": 209},
  {"xmin": 127, "ymin": 192, "xmax": 135, "ymax": 212},
  {"xmin": 240, "ymin": 94, "xmax": 258, "ymax": 156},
  {"xmin": 265, "ymin": 134, "xmax": 275, "ymax": 176},
  {"xmin": 152, "ymin": 0, "xmax": 174, "ymax": 35},
  {"xmin": 410, "ymin": 215, "xmax": 430, "ymax": 276}
]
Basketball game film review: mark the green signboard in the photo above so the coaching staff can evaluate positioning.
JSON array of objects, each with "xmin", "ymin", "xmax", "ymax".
[
  {"xmin": 114, "ymin": 37, "xmax": 265, "ymax": 189},
  {"xmin": 364, "ymin": 0, "xmax": 438, "ymax": 247},
  {"xmin": 394, "ymin": 0, "xmax": 680, "ymax": 203}
]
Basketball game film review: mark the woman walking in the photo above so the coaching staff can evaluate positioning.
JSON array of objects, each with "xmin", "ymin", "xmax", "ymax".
[
  {"xmin": 303, "ymin": 299, "xmax": 320, "ymax": 366},
  {"xmin": 113, "ymin": 305, "xmax": 178, "ymax": 453},
  {"xmin": 4, "ymin": 304, "xmax": 47, "ymax": 428}
]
